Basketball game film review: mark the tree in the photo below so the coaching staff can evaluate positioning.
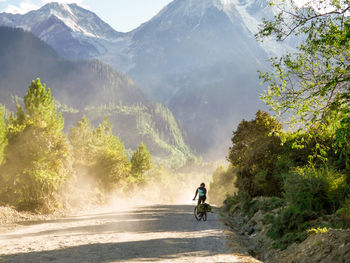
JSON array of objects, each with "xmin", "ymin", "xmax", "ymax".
[
  {"xmin": 258, "ymin": 0, "xmax": 350, "ymax": 126},
  {"xmin": 228, "ymin": 110, "xmax": 283, "ymax": 196},
  {"xmin": 208, "ymin": 165, "xmax": 238, "ymax": 205},
  {"xmin": 69, "ymin": 117, "xmax": 130, "ymax": 194},
  {"xmin": 131, "ymin": 142, "xmax": 153, "ymax": 179},
  {"xmin": 1, "ymin": 78, "xmax": 71, "ymax": 211},
  {"xmin": 69, "ymin": 116, "xmax": 95, "ymax": 168},
  {"xmin": 91, "ymin": 119, "xmax": 130, "ymax": 192}
]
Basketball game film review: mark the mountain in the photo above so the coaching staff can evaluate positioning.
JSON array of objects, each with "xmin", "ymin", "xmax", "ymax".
[
  {"xmin": 124, "ymin": 0, "xmax": 272, "ymax": 153},
  {"xmin": 0, "ymin": 0, "xmax": 296, "ymax": 156},
  {"xmin": 0, "ymin": 26, "xmax": 193, "ymax": 165},
  {"xmin": 0, "ymin": 3, "xmax": 123, "ymax": 59}
]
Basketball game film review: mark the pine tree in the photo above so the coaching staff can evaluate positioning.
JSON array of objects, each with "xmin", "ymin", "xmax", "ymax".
[
  {"xmin": 131, "ymin": 142, "xmax": 153, "ymax": 179},
  {"xmin": 69, "ymin": 116, "xmax": 95, "ymax": 166},
  {"xmin": 92, "ymin": 119, "xmax": 130, "ymax": 192},
  {"xmin": 1, "ymin": 78, "xmax": 71, "ymax": 211},
  {"xmin": 69, "ymin": 117, "xmax": 130, "ymax": 194}
]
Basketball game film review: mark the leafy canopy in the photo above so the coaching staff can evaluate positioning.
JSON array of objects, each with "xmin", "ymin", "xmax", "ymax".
[
  {"xmin": 69, "ymin": 117, "xmax": 130, "ymax": 193},
  {"xmin": 1, "ymin": 78, "xmax": 70, "ymax": 211},
  {"xmin": 131, "ymin": 142, "xmax": 153, "ymax": 179},
  {"xmin": 258, "ymin": 0, "xmax": 350, "ymax": 126},
  {"xmin": 228, "ymin": 110, "xmax": 283, "ymax": 196}
]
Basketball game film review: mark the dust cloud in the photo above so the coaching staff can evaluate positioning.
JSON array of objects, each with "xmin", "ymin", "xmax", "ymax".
[{"xmin": 65, "ymin": 164, "xmax": 217, "ymax": 213}]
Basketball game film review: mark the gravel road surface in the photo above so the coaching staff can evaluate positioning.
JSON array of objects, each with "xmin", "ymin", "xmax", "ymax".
[{"xmin": 0, "ymin": 205, "xmax": 261, "ymax": 262}]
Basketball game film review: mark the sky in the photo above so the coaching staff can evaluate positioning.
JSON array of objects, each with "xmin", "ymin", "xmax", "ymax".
[
  {"xmin": 0, "ymin": 0, "xmax": 173, "ymax": 32},
  {"xmin": 0, "ymin": 0, "xmax": 311, "ymax": 32}
]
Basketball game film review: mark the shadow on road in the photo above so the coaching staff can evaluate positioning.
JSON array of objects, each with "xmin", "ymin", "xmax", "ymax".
[
  {"xmin": 1, "ymin": 205, "xmax": 217, "ymax": 239},
  {"xmin": 0, "ymin": 205, "xmax": 242, "ymax": 263},
  {"xmin": 0, "ymin": 236, "xmax": 230, "ymax": 263}
]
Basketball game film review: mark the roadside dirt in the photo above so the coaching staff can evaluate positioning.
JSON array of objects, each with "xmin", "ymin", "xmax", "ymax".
[{"xmin": 0, "ymin": 204, "xmax": 261, "ymax": 262}]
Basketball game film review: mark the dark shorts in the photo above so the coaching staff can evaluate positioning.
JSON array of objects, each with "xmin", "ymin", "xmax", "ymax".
[{"xmin": 198, "ymin": 196, "xmax": 206, "ymax": 205}]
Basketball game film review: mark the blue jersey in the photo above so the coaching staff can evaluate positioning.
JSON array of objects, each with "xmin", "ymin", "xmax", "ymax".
[{"xmin": 197, "ymin": 187, "xmax": 207, "ymax": 197}]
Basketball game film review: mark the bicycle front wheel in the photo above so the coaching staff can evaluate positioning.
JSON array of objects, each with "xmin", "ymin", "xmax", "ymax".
[
  {"xmin": 202, "ymin": 211, "xmax": 207, "ymax": 221},
  {"xmin": 194, "ymin": 206, "xmax": 202, "ymax": 221}
]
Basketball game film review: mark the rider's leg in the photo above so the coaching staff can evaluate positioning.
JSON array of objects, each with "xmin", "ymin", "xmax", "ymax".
[{"xmin": 198, "ymin": 196, "xmax": 205, "ymax": 205}]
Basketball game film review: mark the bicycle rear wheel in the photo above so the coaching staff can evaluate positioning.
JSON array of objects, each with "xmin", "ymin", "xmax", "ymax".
[{"xmin": 194, "ymin": 206, "xmax": 202, "ymax": 221}]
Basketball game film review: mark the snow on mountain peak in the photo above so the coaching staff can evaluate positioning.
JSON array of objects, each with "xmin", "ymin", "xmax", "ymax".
[
  {"xmin": 44, "ymin": 4, "xmax": 101, "ymax": 38},
  {"xmin": 15, "ymin": 2, "xmax": 121, "ymax": 39},
  {"xmin": 60, "ymin": 3, "xmax": 75, "ymax": 17}
]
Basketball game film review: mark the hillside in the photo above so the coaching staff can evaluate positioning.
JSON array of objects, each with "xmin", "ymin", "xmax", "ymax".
[
  {"xmin": 0, "ymin": 1, "xmax": 273, "ymax": 156},
  {"xmin": 0, "ymin": 26, "xmax": 193, "ymax": 165}
]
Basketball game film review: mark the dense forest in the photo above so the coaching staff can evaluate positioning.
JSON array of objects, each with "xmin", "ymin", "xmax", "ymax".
[
  {"xmin": 0, "ymin": 26, "xmax": 194, "ymax": 166},
  {"xmin": 209, "ymin": 0, "xmax": 350, "ymax": 251},
  {"xmin": 0, "ymin": 79, "xmax": 210, "ymax": 212}
]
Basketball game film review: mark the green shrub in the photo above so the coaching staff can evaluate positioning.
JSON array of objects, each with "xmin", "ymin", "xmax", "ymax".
[
  {"xmin": 307, "ymin": 227, "xmax": 328, "ymax": 236},
  {"xmin": 284, "ymin": 166, "xmax": 347, "ymax": 214},
  {"xmin": 336, "ymin": 195, "xmax": 350, "ymax": 226},
  {"xmin": 262, "ymin": 213, "xmax": 275, "ymax": 225},
  {"xmin": 235, "ymin": 191, "xmax": 255, "ymax": 217},
  {"xmin": 267, "ymin": 205, "xmax": 317, "ymax": 249},
  {"xmin": 272, "ymin": 231, "xmax": 308, "ymax": 250},
  {"xmin": 266, "ymin": 166, "xmax": 348, "ymax": 250},
  {"xmin": 224, "ymin": 191, "xmax": 255, "ymax": 217},
  {"xmin": 209, "ymin": 165, "xmax": 238, "ymax": 205},
  {"xmin": 259, "ymin": 197, "xmax": 286, "ymax": 212},
  {"xmin": 223, "ymin": 194, "xmax": 239, "ymax": 211}
]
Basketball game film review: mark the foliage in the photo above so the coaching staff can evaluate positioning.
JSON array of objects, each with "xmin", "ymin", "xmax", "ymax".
[
  {"xmin": 334, "ymin": 107, "xmax": 350, "ymax": 169},
  {"xmin": 130, "ymin": 142, "xmax": 153, "ymax": 180},
  {"xmin": 259, "ymin": 197, "xmax": 286, "ymax": 212},
  {"xmin": 262, "ymin": 213, "xmax": 275, "ymax": 225},
  {"xmin": 91, "ymin": 119, "xmax": 130, "ymax": 192},
  {"xmin": 0, "ymin": 106, "xmax": 6, "ymax": 165},
  {"xmin": 208, "ymin": 165, "xmax": 238, "ymax": 205},
  {"xmin": 77, "ymin": 103, "xmax": 194, "ymax": 169},
  {"xmin": 284, "ymin": 166, "xmax": 347, "ymax": 214},
  {"xmin": 224, "ymin": 191, "xmax": 286, "ymax": 218},
  {"xmin": 267, "ymin": 205, "xmax": 313, "ymax": 249},
  {"xmin": 258, "ymin": 0, "xmax": 350, "ymax": 126},
  {"xmin": 0, "ymin": 77, "xmax": 197, "ymax": 212},
  {"xmin": 228, "ymin": 110, "xmax": 284, "ymax": 196},
  {"xmin": 69, "ymin": 117, "xmax": 130, "ymax": 195},
  {"xmin": 222, "ymin": 0, "xmax": 350, "ymax": 252},
  {"xmin": 223, "ymin": 194, "xmax": 241, "ymax": 211},
  {"xmin": 307, "ymin": 227, "xmax": 329, "ymax": 236},
  {"xmin": 0, "ymin": 79, "xmax": 71, "ymax": 212},
  {"xmin": 265, "ymin": 165, "xmax": 347, "ymax": 249},
  {"xmin": 336, "ymin": 194, "xmax": 350, "ymax": 225},
  {"xmin": 0, "ymin": 27, "xmax": 194, "ymax": 170}
]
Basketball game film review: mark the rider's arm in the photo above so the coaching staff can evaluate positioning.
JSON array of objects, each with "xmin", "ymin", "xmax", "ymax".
[{"xmin": 193, "ymin": 188, "xmax": 198, "ymax": 200}]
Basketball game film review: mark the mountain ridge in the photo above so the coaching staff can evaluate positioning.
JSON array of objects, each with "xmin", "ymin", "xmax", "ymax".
[
  {"xmin": 0, "ymin": 0, "xmax": 295, "ymax": 156},
  {"xmin": 0, "ymin": 26, "xmax": 193, "ymax": 165}
]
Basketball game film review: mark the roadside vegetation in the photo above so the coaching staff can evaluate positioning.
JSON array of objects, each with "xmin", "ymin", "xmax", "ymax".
[
  {"xmin": 209, "ymin": 0, "xmax": 350, "ymax": 253},
  {"xmin": 0, "ymin": 79, "xmax": 209, "ymax": 213}
]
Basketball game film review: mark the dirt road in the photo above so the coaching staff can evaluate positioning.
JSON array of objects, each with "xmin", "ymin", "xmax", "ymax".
[{"xmin": 0, "ymin": 205, "xmax": 260, "ymax": 262}]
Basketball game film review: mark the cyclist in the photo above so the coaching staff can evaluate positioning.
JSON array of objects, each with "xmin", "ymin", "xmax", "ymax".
[{"xmin": 193, "ymin": 182, "xmax": 207, "ymax": 205}]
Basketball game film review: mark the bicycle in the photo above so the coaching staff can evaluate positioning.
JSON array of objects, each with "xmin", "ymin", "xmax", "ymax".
[{"xmin": 193, "ymin": 202, "xmax": 208, "ymax": 221}]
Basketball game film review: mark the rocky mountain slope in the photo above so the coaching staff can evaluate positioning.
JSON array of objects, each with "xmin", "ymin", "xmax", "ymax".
[
  {"xmin": 0, "ymin": 2, "xmax": 123, "ymax": 59},
  {"xmin": 0, "ymin": 0, "xmax": 297, "ymax": 156},
  {"xmin": 0, "ymin": 27, "xmax": 193, "ymax": 165}
]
